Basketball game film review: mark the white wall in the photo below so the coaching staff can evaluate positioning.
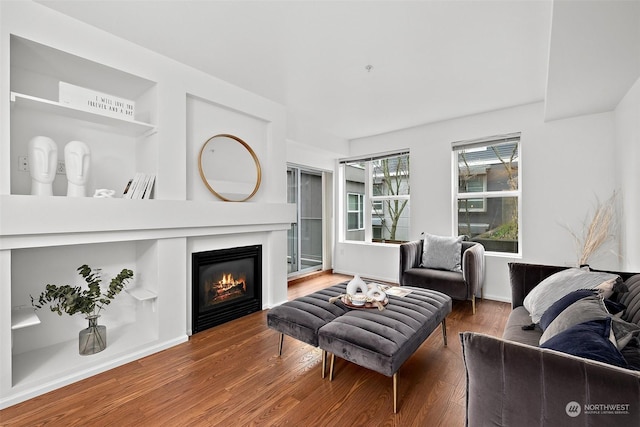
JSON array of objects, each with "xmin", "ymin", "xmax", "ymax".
[
  {"xmin": 336, "ymin": 102, "xmax": 620, "ymax": 301},
  {"xmin": 615, "ymin": 76, "xmax": 640, "ymax": 271},
  {"xmin": 1, "ymin": 1, "xmax": 293, "ymax": 408}
]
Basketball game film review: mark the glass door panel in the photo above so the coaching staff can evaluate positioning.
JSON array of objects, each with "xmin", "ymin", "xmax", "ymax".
[
  {"xmin": 300, "ymin": 171, "xmax": 323, "ymax": 271},
  {"xmin": 287, "ymin": 166, "xmax": 323, "ymax": 276},
  {"xmin": 287, "ymin": 168, "xmax": 298, "ymax": 274}
]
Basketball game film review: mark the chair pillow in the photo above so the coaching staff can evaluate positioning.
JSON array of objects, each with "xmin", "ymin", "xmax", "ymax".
[
  {"xmin": 523, "ymin": 268, "xmax": 621, "ymax": 323},
  {"xmin": 420, "ymin": 233, "xmax": 464, "ymax": 272},
  {"xmin": 540, "ymin": 318, "xmax": 628, "ymax": 368}
]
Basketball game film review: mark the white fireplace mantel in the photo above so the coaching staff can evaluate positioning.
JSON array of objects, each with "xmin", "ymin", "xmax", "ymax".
[{"xmin": 0, "ymin": 195, "xmax": 296, "ymax": 250}]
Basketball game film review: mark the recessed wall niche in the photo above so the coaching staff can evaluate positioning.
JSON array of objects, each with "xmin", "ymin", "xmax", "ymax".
[
  {"xmin": 9, "ymin": 35, "xmax": 157, "ymax": 197},
  {"xmin": 186, "ymin": 94, "xmax": 268, "ymax": 202},
  {"xmin": 11, "ymin": 240, "xmax": 158, "ymax": 387}
]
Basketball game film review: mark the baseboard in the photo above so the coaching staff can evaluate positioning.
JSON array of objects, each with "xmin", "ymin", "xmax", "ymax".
[{"xmin": 287, "ymin": 269, "xmax": 333, "ymax": 286}]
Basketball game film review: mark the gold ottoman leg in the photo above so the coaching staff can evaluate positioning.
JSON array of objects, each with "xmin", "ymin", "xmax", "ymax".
[
  {"xmin": 393, "ymin": 373, "xmax": 398, "ymax": 413},
  {"xmin": 278, "ymin": 333, "xmax": 284, "ymax": 356}
]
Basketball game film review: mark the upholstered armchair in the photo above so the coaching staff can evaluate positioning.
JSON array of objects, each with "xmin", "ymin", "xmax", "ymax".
[{"xmin": 399, "ymin": 237, "xmax": 485, "ymax": 313}]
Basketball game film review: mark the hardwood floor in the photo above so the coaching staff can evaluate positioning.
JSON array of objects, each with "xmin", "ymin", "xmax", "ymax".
[{"xmin": 0, "ymin": 274, "xmax": 510, "ymax": 426}]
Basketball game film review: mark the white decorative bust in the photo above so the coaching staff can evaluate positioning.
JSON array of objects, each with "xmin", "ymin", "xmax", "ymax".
[
  {"xmin": 28, "ymin": 136, "xmax": 57, "ymax": 196},
  {"xmin": 64, "ymin": 140, "xmax": 91, "ymax": 197}
]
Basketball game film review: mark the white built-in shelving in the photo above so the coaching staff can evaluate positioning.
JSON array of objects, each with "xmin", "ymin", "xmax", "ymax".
[
  {"xmin": 10, "ymin": 308, "xmax": 40, "ymax": 331},
  {"xmin": 3, "ymin": 32, "xmax": 168, "ymax": 408},
  {"xmin": 1, "ymin": 1, "xmax": 293, "ymax": 410},
  {"xmin": 10, "ymin": 92, "xmax": 156, "ymax": 137}
]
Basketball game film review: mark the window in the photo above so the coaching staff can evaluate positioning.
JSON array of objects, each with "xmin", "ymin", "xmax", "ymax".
[
  {"xmin": 341, "ymin": 151, "xmax": 410, "ymax": 243},
  {"xmin": 453, "ymin": 134, "xmax": 520, "ymax": 254},
  {"xmin": 347, "ymin": 193, "xmax": 364, "ymax": 231},
  {"xmin": 458, "ymin": 174, "xmax": 487, "ymax": 212}
]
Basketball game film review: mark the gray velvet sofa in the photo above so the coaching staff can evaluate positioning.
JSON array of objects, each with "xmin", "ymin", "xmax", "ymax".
[
  {"xmin": 399, "ymin": 239, "xmax": 485, "ymax": 313},
  {"xmin": 461, "ymin": 262, "xmax": 640, "ymax": 426}
]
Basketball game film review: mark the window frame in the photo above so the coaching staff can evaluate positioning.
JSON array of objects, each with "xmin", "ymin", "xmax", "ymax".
[
  {"xmin": 340, "ymin": 150, "xmax": 410, "ymax": 244},
  {"xmin": 346, "ymin": 192, "xmax": 364, "ymax": 231},
  {"xmin": 453, "ymin": 134, "xmax": 521, "ymax": 256},
  {"xmin": 457, "ymin": 173, "xmax": 487, "ymax": 213}
]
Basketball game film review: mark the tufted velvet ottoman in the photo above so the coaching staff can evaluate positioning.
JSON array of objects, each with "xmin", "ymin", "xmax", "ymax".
[
  {"xmin": 266, "ymin": 283, "xmax": 350, "ymax": 374},
  {"xmin": 318, "ymin": 287, "xmax": 452, "ymax": 413}
]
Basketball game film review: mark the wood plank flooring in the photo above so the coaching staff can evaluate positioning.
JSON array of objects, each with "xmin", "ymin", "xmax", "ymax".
[{"xmin": 0, "ymin": 274, "xmax": 510, "ymax": 426}]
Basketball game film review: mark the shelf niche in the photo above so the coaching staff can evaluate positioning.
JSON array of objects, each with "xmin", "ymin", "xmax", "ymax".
[
  {"xmin": 9, "ymin": 35, "xmax": 158, "ymax": 197},
  {"xmin": 10, "ymin": 240, "xmax": 158, "ymax": 389}
]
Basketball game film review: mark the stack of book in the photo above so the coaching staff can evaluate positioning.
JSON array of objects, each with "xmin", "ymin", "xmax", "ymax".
[{"xmin": 122, "ymin": 173, "xmax": 155, "ymax": 199}]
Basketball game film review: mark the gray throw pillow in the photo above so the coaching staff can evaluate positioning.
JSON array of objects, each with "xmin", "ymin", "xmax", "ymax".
[
  {"xmin": 539, "ymin": 296, "xmax": 610, "ymax": 345},
  {"xmin": 611, "ymin": 317, "xmax": 640, "ymax": 349},
  {"xmin": 523, "ymin": 268, "xmax": 621, "ymax": 323},
  {"xmin": 420, "ymin": 233, "xmax": 463, "ymax": 272}
]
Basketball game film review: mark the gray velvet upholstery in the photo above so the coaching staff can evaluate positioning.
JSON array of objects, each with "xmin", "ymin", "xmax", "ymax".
[
  {"xmin": 461, "ymin": 332, "xmax": 640, "ymax": 427},
  {"xmin": 266, "ymin": 283, "xmax": 349, "ymax": 347},
  {"xmin": 318, "ymin": 287, "xmax": 451, "ymax": 377},
  {"xmin": 461, "ymin": 262, "xmax": 640, "ymax": 427},
  {"xmin": 502, "ymin": 305, "xmax": 542, "ymax": 346},
  {"xmin": 399, "ymin": 240, "xmax": 485, "ymax": 302}
]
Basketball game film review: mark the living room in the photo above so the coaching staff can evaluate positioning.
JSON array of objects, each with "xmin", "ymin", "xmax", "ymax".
[{"xmin": 1, "ymin": 0, "xmax": 639, "ymax": 423}]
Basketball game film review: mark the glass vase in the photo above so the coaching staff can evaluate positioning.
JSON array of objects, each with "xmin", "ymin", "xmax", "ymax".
[{"xmin": 79, "ymin": 315, "xmax": 107, "ymax": 355}]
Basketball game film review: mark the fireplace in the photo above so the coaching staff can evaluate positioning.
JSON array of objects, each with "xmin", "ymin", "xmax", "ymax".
[{"xmin": 192, "ymin": 245, "xmax": 262, "ymax": 333}]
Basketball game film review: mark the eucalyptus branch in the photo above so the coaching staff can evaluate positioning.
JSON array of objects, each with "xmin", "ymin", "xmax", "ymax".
[{"xmin": 31, "ymin": 265, "xmax": 134, "ymax": 317}]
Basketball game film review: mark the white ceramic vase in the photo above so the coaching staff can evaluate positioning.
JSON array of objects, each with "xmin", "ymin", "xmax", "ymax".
[{"xmin": 346, "ymin": 274, "xmax": 368, "ymax": 296}]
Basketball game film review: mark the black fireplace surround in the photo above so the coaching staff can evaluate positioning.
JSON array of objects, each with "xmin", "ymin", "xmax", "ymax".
[{"xmin": 192, "ymin": 245, "xmax": 262, "ymax": 333}]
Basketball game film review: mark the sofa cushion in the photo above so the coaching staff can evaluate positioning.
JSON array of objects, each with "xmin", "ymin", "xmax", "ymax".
[
  {"xmin": 540, "ymin": 318, "xmax": 628, "ymax": 368},
  {"xmin": 522, "ymin": 268, "xmax": 621, "ymax": 323},
  {"xmin": 401, "ymin": 267, "xmax": 467, "ymax": 300},
  {"xmin": 622, "ymin": 335, "xmax": 640, "ymax": 370},
  {"xmin": 502, "ymin": 306, "xmax": 542, "ymax": 346},
  {"xmin": 420, "ymin": 233, "xmax": 464, "ymax": 272}
]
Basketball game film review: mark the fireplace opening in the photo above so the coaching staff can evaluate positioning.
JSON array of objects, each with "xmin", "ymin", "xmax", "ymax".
[{"xmin": 192, "ymin": 245, "xmax": 262, "ymax": 333}]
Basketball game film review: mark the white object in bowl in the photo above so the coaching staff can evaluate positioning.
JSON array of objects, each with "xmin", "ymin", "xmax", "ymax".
[
  {"xmin": 350, "ymin": 294, "xmax": 367, "ymax": 306},
  {"xmin": 346, "ymin": 275, "xmax": 368, "ymax": 296},
  {"xmin": 367, "ymin": 287, "xmax": 387, "ymax": 302}
]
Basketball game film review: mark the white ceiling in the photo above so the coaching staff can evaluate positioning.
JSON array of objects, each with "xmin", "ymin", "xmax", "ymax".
[{"xmin": 33, "ymin": 1, "xmax": 634, "ymax": 140}]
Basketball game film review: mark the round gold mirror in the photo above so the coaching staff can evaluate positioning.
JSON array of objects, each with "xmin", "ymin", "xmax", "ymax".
[{"xmin": 198, "ymin": 134, "xmax": 262, "ymax": 202}]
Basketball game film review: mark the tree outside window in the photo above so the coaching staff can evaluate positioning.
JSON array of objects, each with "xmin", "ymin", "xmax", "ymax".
[
  {"xmin": 371, "ymin": 155, "xmax": 410, "ymax": 242},
  {"xmin": 342, "ymin": 152, "xmax": 410, "ymax": 243},
  {"xmin": 454, "ymin": 135, "xmax": 520, "ymax": 254}
]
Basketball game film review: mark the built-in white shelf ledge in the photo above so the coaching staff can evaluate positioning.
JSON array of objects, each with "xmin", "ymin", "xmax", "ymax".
[
  {"xmin": 126, "ymin": 288, "xmax": 158, "ymax": 312},
  {"xmin": 0, "ymin": 196, "xmax": 296, "ymax": 250},
  {"xmin": 10, "ymin": 91, "xmax": 155, "ymax": 137},
  {"xmin": 11, "ymin": 307, "xmax": 41, "ymax": 330},
  {"xmin": 126, "ymin": 288, "xmax": 157, "ymax": 301}
]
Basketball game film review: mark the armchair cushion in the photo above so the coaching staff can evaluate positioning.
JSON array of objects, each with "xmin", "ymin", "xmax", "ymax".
[{"xmin": 420, "ymin": 233, "xmax": 465, "ymax": 272}]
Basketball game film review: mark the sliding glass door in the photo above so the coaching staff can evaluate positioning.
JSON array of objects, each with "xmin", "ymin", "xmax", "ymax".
[{"xmin": 287, "ymin": 166, "xmax": 323, "ymax": 276}]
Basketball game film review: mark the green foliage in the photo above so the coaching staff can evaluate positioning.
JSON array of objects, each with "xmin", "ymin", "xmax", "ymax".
[
  {"xmin": 31, "ymin": 265, "xmax": 134, "ymax": 317},
  {"xmin": 479, "ymin": 221, "xmax": 518, "ymax": 240}
]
